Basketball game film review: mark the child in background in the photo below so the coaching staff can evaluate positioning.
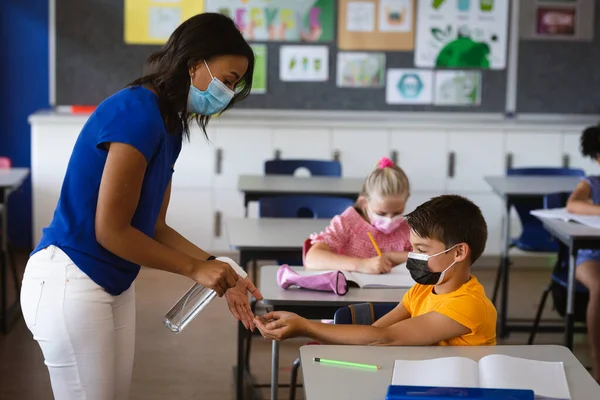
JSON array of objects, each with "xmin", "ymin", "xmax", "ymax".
[
  {"xmin": 305, "ymin": 157, "xmax": 412, "ymax": 274},
  {"xmin": 565, "ymin": 124, "xmax": 600, "ymax": 383},
  {"xmin": 256, "ymin": 195, "xmax": 497, "ymax": 346}
]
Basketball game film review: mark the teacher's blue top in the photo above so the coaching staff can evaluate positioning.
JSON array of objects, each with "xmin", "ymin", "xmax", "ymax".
[{"xmin": 34, "ymin": 86, "xmax": 182, "ymax": 295}]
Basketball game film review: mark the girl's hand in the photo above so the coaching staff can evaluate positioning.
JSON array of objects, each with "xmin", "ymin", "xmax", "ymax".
[{"xmin": 358, "ymin": 256, "xmax": 393, "ymax": 274}]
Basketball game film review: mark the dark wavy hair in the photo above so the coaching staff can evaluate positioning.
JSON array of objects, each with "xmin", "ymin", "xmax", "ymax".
[
  {"xmin": 580, "ymin": 125, "xmax": 600, "ymax": 160},
  {"xmin": 130, "ymin": 13, "xmax": 255, "ymax": 139}
]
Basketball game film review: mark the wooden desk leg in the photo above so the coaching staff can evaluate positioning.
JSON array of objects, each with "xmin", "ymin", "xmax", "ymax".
[
  {"xmin": 271, "ymin": 339, "xmax": 279, "ymax": 400},
  {"xmin": 565, "ymin": 248, "xmax": 577, "ymax": 350},
  {"xmin": 498, "ymin": 199, "xmax": 512, "ymax": 338}
]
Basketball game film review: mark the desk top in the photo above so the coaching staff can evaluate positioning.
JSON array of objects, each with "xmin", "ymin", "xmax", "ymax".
[
  {"xmin": 0, "ymin": 168, "xmax": 30, "ymax": 189},
  {"xmin": 484, "ymin": 176, "xmax": 580, "ymax": 197},
  {"xmin": 538, "ymin": 217, "xmax": 600, "ymax": 246},
  {"xmin": 300, "ymin": 344, "xmax": 600, "ymax": 400},
  {"xmin": 238, "ymin": 174, "xmax": 363, "ymax": 195},
  {"xmin": 259, "ymin": 266, "xmax": 406, "ymax": 306},
  {"xmin": 225, "ymin": 218, "xmax": 328, "ymax": 250}
]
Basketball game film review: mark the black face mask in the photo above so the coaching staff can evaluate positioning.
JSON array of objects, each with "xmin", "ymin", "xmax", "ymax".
[{"xmin": 406, "ymin": 245, "xmax": 458, "ymax": 285}]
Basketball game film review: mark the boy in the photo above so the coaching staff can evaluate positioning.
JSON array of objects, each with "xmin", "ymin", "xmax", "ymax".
[
  {"xmin": 255, "ymin": 195, "xmax": 497, "ymax": 346},
  {"xmin": 565, "ymin": 124, "xmax": 600, "ymax": 382}
]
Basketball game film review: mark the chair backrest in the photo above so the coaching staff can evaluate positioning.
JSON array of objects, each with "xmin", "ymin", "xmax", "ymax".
[
  {"xmin": 0, "ymin": 157, "xmax": 12, "ymax": 169},
  {"xmin": 264, "ymin": 159, "xmax": 342, "ymax": 177},
  {"xmin": 333, "ymin": 302, "xmax": 398, "ymax": 325},
  {"xmin": 507, "ymin": 167, "xmax": 585, "ymax": 252},
  {"xmin": 258, "ymin": 195, "xmax": 353, "ymax": 219}
]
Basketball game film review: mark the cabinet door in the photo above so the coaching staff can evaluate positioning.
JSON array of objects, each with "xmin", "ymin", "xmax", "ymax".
[
  {"xmin": 171, "ymin": 126, "xmax": 214, "ymax": 189},
  {"xmin": 505, "ymin": 132, "xmax": 563, "ymax": 169},
  {"xmin": 563, "ymin": 132, "xmax": 600, "ymax": 175},
  {"xmin": 447, "ymin": 131, "xmax": 505, "ymax": 193},
  {"xmin": 212, "ymin": 188, "xmax": 253, "ymax": 252},
  {"xmin": 404, "ymin": 192, "xmax": 442, "ymax": 214},
  {"xmin": 459, "ymin": 193, "xmax": 504, "ymax": 257},
  {"xmin": 212, "ymin": 124, "xmax": 273, "ymax": 189},
  {"xmin": 332, "ymin": 128, "xmax": 389, "ymax": 178},
  {"xmin": 31, "ymin": 123, "xmax": 82, "ymax": 245},
  {"xmin": 272, "ymin": 128, "xmax": 332, "ymax": 163},
  {"xmin": 166, "ymin": 188, "xmax": 214, "ymax": 251},
  {"xmin": 390, "ymin": 130, "xmax": 448, "ymax": 192}
]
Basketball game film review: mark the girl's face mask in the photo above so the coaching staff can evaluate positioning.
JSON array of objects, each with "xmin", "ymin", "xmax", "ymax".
[
  {"xmin": 367, "ymin": 206, "xmax": 404, "ymax": 234},
  {"xmin": 406, "ymin": 244, "xmax": 459, "ymax": 285}
]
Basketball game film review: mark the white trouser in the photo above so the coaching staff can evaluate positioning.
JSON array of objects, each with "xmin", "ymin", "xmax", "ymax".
[{"xmin": 20, "ymin": 245, "xmax": 136, "ymax": 400}]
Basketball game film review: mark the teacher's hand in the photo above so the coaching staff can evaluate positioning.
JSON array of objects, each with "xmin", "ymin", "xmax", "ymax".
[
  {"xmin": 225, "ymin": 277, "xmax": 264, "ymax": 330},
  {"xmin": 192, "ymin": 260, "xmax": 238, "ymax": 297}
]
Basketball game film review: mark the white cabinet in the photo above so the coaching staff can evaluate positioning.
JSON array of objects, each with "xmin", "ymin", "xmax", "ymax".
[
  {"xmin": 332, "ymin": 128, "xmax": 389, "ymax": 178},
  {"xmin": 272, "ymin": 128, "xmax": 332, "ymax": 160},
  {"xmin": 166, "ymin": 188, "xmax": 214, "ymax": 250},
  {"xmin": 212, "ymin": 188, "xmax": 252, "ymax": 252},
  {"xmin": 563, "ymin": 132, "xmax": 600, "ymax": 175},
  {"xmin": 505, "ymin": 132, "xmax": 563, "ymax": 168},
  {"xmin": 390, "ymin": 130, "xmax": 448, "ymax": 192},
  {"xmin": 458, "ymin": 193, "xmax": 505, "ymax": 257},
  {"xmin": 447, "ymin": 131, "xmax": 505, "ymax": 193},
  {"xmin": 404, "ymin": 192, "xmax": 440, "ymax": 215},
  {"xmin": 212, "ymin": 125, "xmax": 272, "ymax": 189},
  {"xmin": 172, "ymin": 127, "xmax": 215, "ymax": 189}
]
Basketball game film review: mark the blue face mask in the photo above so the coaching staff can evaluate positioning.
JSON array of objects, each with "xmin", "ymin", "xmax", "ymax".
[{"xmin": 187, "ymin": 60, "xmax": 235, "ymax": 116}]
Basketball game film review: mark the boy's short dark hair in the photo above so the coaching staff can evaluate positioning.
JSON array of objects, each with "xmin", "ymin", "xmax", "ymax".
[
  {"xmin": 580, "ymin": 125, "xmax": 600, "ymax": 159},
  {"xmin": 404, "ymin": 195, "xmax": 488, "ymax": 264}
]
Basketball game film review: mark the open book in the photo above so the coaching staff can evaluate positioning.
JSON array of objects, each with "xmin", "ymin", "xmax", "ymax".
[
  {"xmin": 392, "ymin": 355, "xmax": 570, "ymax": 400},
  {"xmin": 531, "ymin": 207, "xmax": 600, "ymax": 230},
  {"xmin": 298, "ymin": 263, "xmax": 415, "ymax": 288}
]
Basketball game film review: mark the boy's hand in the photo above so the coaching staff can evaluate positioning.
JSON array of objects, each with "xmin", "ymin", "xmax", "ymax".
[
  {"xmin": 359, "ymin": 255, "xmax": 393, "ymax": 274},
  {"xmin": 225, "ymin": 277, "xmax": 263, "ymax": 331},
  {"xmin": 254, "ymin": 311, "xmax": 307, "ymax": 341}
]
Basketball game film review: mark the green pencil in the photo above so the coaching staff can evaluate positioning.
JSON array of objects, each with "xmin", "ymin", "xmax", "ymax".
[{"xmin": 313, "ymin": 357, "xmax": 382, "ymax": 370}]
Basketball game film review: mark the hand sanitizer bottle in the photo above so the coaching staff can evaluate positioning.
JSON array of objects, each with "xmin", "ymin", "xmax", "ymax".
[{"xmin": 163, "ymin": 257, "xmax": 247, "ymax": 333}]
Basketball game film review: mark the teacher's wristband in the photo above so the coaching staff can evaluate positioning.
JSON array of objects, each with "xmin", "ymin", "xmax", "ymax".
[{"xmin": 206, "ymin": 255, "xmax": 216, "ymax": 261}]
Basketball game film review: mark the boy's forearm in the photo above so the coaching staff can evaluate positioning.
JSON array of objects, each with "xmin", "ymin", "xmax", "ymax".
[{"xmin": 304, "ymin": 320, "xmax": 392, "ymax": 345}]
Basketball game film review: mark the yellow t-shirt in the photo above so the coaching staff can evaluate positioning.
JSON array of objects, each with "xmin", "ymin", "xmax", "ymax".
[{"xmin": 402, "ymin": 275, "xmax": 497, "ymax": 346}]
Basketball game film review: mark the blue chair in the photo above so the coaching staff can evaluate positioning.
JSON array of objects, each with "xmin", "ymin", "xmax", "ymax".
[
  {"xmin": 491, "ymin": 167, "xmax": 585, "ymax": 305},
  {"xmin": 259, "ymin": 195, "xmax": 354, "ymax": 219},
  {"xmin": 288, "ymin": 303, "xmax": 398, "ymax": 400},
  {"xmin": 528, "ymin": 192, "xmax": 589, "ymax": 346},
  {"xmin": 264, "ymin": 159, "xmax": 342, "ymax": 177}
]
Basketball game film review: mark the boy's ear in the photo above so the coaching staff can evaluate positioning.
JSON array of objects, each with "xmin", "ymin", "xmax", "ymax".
[{"xmin": 454, "ymin": 243, "xmax": 470, "ymax": 263}]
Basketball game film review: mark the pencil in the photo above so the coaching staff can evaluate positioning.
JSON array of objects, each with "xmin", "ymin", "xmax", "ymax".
[
  {"xmin": 367, "ymin": 231, "xmax": 382, "ymax": 256},
  {"xmin": 313, "ymin": 357, "xmax": 382, "ymax": 370}
]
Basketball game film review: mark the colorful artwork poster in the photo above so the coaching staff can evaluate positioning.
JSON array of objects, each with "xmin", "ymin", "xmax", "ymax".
[
  {"xmin": 415, "ymin": 0, "xmax": 509, "ymax": 69},
  {"xmin": 124, "ymin": 0, "xmax": 205, "ymax": 44},
  {"xmin": 386, "ymin": 69, "xmax": 434, "ymax": 104},
  {"xmin": 434, "ymin": 70, "xmax": 482, "ymax": 106},
  {"xmin": 336, "ymin": 52, "xmax": 385, "ymax": 88},
  {"xmin": 250, "ymin": 44, "xmax": 267, "ymax": 93},
  {"xmin": 536, "ymin": 7, "xmax": 576, "ymax": 36},
  {"xmin": 205, "ymin": 0, "xmax": 334, "ymax": 42},
  {"xmin": 280, "ymin": 45, "xmax": 328, "ymax": 82}
]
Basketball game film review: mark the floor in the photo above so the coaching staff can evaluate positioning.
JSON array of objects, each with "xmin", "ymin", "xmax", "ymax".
[{"xmin": 0, "ymin": 251, "xmax": 594, "ymax": 400}]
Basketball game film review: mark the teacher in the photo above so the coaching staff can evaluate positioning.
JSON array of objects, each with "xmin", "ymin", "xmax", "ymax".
[{"xmin": 20, "ymin": 13, "xmax": 261, "ymax": 400}]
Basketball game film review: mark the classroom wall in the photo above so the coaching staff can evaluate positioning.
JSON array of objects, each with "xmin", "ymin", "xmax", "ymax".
[{"xmin": 0, "ymin": 0, "xmax": 49, "ymax": 248}]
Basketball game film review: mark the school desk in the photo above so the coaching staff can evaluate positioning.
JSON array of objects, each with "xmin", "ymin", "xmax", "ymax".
[
  {"xmin": 300, "ymin": 344, "xmax": 599, "ymax": 400},
  {"xmin": 484, "ymin": 175, "xmax": 581, "ymax": 338},
  {"xmin": 259, "ymin": 265, "xmax": 408, "ymax": 400},
  {"xmin": 237, "ymin": 174, "xmax": 362, "ymax": 216},
  {"xmin": 0, "ymin": 167, "xmax": 30, "ymax": 333}
]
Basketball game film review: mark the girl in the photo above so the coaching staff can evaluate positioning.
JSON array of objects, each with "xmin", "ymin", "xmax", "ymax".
[
  {"xmin": 305, "ymin": 157, "xmax": 412, "ymax": 274},
  {"xmin": 566, "ymin": 124, "xmax": 600, "ymax": 383},
  {"xmin": 20, "ymin": 13, "xmax": 262, "ymax": 400}
]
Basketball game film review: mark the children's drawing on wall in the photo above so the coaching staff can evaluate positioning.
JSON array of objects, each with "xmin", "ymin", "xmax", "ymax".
[
  {"xmin": 414, "ymin": 0, "xmax": 508, "ymax": 69},
  {"xmin": 386, "ymin": 69, "xmax": 434, "ymax": 104},
  {"xmin": 434, "ymin": 70, "xmax": 481, "ymax": 106},
  {"xmin": 536, "ymin": 7, "xmax": 576, "ymax": 36},
  {"xmin": 205, "ymin": 0, "xmax": 334, "ymax": 42},
  {"xmin": 337, "ymin": 52, "xmax": 385, "ymax": 88},
  {"xmin": 346, "ymin": 1, "xmax": 376, "ymax": 32},
  {"xmin": 280, "ymin": 45, "xmax": 329, "ymax": 82},
  {"xmin": 250, "ymin": 44, "xmax": 267, "ymax": 93},
  {"xmin": 378, "ymin": 0, "xmax": 412, "ymax": 32}
]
